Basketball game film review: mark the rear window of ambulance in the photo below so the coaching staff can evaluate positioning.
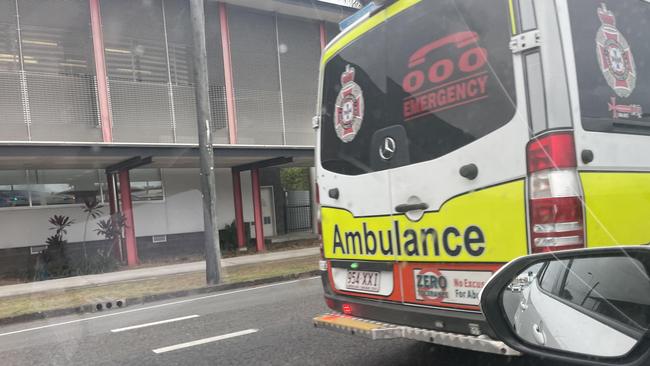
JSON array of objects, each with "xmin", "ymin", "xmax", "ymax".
[
  {"xmin": 319, "ymin": 0, "xmax": 516, "ymax": 176},
  {"xmin": 569, "ymin": 0, "xmax": 650, "ymax": 134}
]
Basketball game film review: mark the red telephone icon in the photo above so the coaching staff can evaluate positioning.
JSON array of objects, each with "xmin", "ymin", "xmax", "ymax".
[{"xmin": 408, "ymin": 31, "xmax": 479, "ymax": 68}]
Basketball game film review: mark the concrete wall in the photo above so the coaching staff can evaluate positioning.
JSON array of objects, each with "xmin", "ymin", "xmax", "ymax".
[{"xmin": 0, "ymin": 168, "xmax": 260, "ymax": 250}]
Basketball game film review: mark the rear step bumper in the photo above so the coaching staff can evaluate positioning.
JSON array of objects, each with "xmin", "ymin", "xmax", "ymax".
[{"xmin": 313, "ymin": 313, "xmax": 520, "ymax": 356}]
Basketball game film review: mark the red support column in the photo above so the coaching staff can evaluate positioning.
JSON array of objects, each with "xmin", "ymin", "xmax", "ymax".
[
  {"xmin": 231, "ymin": 169, "xmax": 246, "ymax": 250},
  {"xmin": 251, "ymin": 168, "xmax": 265, "ymax": 252},
  {"xmin": 219, "ymin": 2, "xmax": 238, "ymax": 144},
  {"xmin": 119, "ymin": 170, "xmax": 139, "ymax": 266},
  {"xmin": 319, "ymin": 21, "xmax": 327, "ymax": 51},
  {"xmin": 106, "ymin": 173, "xmax": 121, "ymax": 260},
  {"xmin": 106, "ymin": 173, "xmax": 116, "ymax": 215},
  {"xmin": 89, "ymin": 0, "xmax": 113, "ymax": 142}
]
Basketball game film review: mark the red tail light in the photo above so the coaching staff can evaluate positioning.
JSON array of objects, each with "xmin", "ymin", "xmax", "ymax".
[
  {"xmin": 315, "ymin": 182, "xmax": 327, "ymax": 271},
  {"xmin": 527, "ymin": 132, "xmax": 585, "ymax": 253},
  {"xmin": 342, "ymin": 303, "xmax": 353, "ymax": 315},
  {"xmin": 527, "ymin": 132, "xmax": 576, "ymax": 173},
  {"xmin": 315, "ymin": 182, "xmax": 322, "ymax": 239}
]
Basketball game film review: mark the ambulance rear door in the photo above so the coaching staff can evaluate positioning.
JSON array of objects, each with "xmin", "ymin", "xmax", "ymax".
[
  {"xmin": 317, "ymin": 19, "xmax": 402, "ymax": 304},
  {"xmin": 558, "ymin": 0, "xmax": 650, "ymax": 248},
  {"xmin": 381, "ymin": 0, "xmax": 530, "ymax": 311}
]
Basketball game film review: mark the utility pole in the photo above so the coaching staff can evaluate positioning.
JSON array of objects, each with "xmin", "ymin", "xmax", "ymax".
[{"xmin": 189, "ymin": 0, "xmax": 222, "ymax": 284}]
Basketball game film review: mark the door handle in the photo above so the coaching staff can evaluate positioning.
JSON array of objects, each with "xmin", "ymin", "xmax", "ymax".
[
  {"xmin": 395, "ymin": 202, "xmax": 429, "ymax": 213},
  {"xmin": 532, "ymin": 323, "xmax": 546, "ymax": 345}
]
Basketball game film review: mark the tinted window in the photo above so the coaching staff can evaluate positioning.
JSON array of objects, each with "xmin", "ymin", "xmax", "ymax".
[
  {"xmin": 320, "ymin": 25, "xmax": 386, "ymax": 176},
  {"xmin": 320, "ymin": 0, "xmax": 516, "ymax": 175},
  {"xmin": 539, "ymin": 260, "xmax": 567, "ymax": 294},
  {"xmin": 569, "ymin": 0, "xmax": 650, "ymax": 134},
  {"xmin": 558, "ymin": 257, "xmax": 650, "ymax": 332}
]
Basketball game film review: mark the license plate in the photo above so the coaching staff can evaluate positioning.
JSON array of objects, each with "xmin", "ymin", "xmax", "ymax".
[{"xmin": 346, "ymin": 270, "xmax": 380, "ymax": 292}]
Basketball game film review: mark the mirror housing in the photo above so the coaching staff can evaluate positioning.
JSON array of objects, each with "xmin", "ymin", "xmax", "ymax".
[{"xmin": 480, "ymin": 246, "xmax": 650, "ymax": 366}]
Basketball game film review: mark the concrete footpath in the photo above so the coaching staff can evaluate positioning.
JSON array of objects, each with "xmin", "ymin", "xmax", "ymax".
[{"xmin": 0, "ymin": 247, "xmax": 319, "ymax": 299}]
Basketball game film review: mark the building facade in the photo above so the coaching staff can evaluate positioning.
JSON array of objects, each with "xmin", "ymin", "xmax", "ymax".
[{"xmin": 0, "ymin": 0, "xmax": 351, "ymax": 275}]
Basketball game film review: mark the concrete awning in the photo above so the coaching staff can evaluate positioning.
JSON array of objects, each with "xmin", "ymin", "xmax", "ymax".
[
  {"xmin": 0, "ymin": 143, "xmax": 314, "ymax": 170},
  {"xmin": 215, "ymin": 0, "xmax": 355, "ymax": 23}
]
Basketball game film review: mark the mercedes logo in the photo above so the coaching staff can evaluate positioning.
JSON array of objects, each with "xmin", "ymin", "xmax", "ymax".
[{"xmin": 379, "ymin": 137, "xmax": 396, "ymax": 161}]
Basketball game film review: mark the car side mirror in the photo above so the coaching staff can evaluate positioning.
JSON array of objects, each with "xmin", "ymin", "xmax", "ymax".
[{"xmin": 480, "ymin": 246, "xmax": 650, "ymax": 365}]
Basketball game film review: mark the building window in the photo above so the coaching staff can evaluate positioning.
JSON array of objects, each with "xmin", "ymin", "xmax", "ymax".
[
  {"xmin": 0, "ymin": 170, "xmax": 30, "ymax": 208},
  {"xmin": 0, "ymin": 168, "xmax": 166, "ymax": 208},
  {"xmin": 129, "ymin": 168, "xmax": 164, "ymax": 202},
  {"xmin": 29, "ymin": 169, "xmax": 102, "ymax": 206}
]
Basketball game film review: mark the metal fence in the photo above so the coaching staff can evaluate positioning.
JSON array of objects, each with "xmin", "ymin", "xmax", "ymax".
[{"xmin": 285, "ymin": 190, "xmax": 312, "ymax": 233}]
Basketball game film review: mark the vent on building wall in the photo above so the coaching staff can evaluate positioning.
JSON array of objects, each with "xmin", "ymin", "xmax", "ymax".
[
  {"xmin": 152, "ymin": 235, "xmax": 168, "ymax": 243},
  {"xmin": 30, "ymin": 245, "xmax": 48, "ymax": 255}
]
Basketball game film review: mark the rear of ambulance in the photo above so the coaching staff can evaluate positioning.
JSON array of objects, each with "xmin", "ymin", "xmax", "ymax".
[
  {"xmin": 313, "ymin": 0, "xmax": 650, "ymax": 352},
  {"xmin": 314, "ymin": 0, "xmax": 531, "ymax": 345}
]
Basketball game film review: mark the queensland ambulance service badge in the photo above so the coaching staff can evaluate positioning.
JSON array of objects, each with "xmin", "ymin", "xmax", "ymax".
[
  {"xmin": 596, "ymin": 3, "xmax": 636, "ymax": 98},
  {"xmin": 334, "ymin": 65, "xmax": 364, "ymax": 143}
]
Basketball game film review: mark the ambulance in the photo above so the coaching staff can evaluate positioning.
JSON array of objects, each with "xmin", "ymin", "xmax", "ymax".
[{"xmin": 312, "ymin": 0, "xmax": 650, "ymax": 354}]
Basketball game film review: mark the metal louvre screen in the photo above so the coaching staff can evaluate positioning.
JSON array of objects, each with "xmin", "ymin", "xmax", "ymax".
[
  {"xmin": 172, "ymin": 84, "xmax": 197, "ymax": 144},
  {"xmin": 18, "ymin": 0, "xmax": 101, "ymax": 142},
  {"xmin": 228, "ymin": 6, "xmax": 283, "ymax": 145},
  {"xmin": 0, "ymin": 71, "xmax": 27, "ymax": 141},
  {"xmin": 0, "ymin": 1, "xmax": 18, "ymax": 73},
  {"xmin": 0, "ymin": 2, "xmax": 25, "ymax": 141},
  {"xmin": 233, "ymin": 87, "xmax": 283, "ymax": 144},
  {"xmin": 165, "ymin": 0, "xmax": 196, "ymax": 144},
  {"xmin": 27, "ymin": 73, "xmax": 101, "ymax": 141},
  {"xmin": 109, "ymin": 79, "xmax": 173, "ymax": 143},
  {"xmin": 102, "ymin": 0, "xmax": 173, "ymax": 143},
  {"xmin": 205, "ymin": 2, "xmax": 229, "ymax": 142},
  {"xmin": 205, "ymin": 2, "xmax": 225, "ymax": 86},
  {"xmin": 164, "ymin": 0, "xmax": 194, "ymax": 86},
  {"xmin": 102, "ymin": 0, "xmax": 168, "ymax": 84},
  {"xmin": 0, "ymin": 0, "xmax": 329, "ymax": 145},
  {"xmin": 277, "ymin": 16, "xmax": 319, "ymax": 146},
  {"xmin": 209, "ymin": 85, "xmax": 229, "ymax": 143}
]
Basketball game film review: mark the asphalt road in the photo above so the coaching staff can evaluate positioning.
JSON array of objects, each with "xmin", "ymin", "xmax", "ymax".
[{"xmin": 0, "ymin": 277, "xmax": 571, "ymax": 366}]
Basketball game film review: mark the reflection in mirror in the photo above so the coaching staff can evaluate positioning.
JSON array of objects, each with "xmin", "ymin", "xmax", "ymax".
[{"xmin": 500, "ymin": 254, "xmax": 650, "ymax": 358}]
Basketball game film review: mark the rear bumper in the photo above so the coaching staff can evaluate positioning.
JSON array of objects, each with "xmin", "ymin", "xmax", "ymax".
[
  {"xmin": 321, "ymin": 271, "xmax": 497, "ymax": 339},
  {"xmin": 313, "ymin": 312, "xmax": 520, "ymax": 356}
]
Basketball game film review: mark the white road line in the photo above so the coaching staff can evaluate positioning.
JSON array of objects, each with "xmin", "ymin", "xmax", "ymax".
[
  {"xmin": 110, "ymin": 315, "xmax": 199, "ymax": 333},
  {"xmin": 0, "ymin": 276, "xmax": 319, "ymax": 338},
  {"xmin": 152, "ymin": 329, "xmax": 259, "ymax": 354}
]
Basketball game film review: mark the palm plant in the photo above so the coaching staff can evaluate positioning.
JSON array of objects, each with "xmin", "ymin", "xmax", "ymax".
[
  {"xmin": 81, "ymin": 198, "xmax": 103, "ymax": 259},
  {"xmin": 39, "ymin": 215, "xmax": 74, "ymax": 280},
  {"xmin": 48, "ymin": 214, "xmax": 74, "ymax": 238},
  {"xmin": 94, "ymin": 213, "xmax": 127, "ymax": 260}
]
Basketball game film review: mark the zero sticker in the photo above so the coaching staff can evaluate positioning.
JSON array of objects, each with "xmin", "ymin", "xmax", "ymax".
[{"xmin": 415, "ymin": 269, "xmax": 493, "ymax": 306}]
